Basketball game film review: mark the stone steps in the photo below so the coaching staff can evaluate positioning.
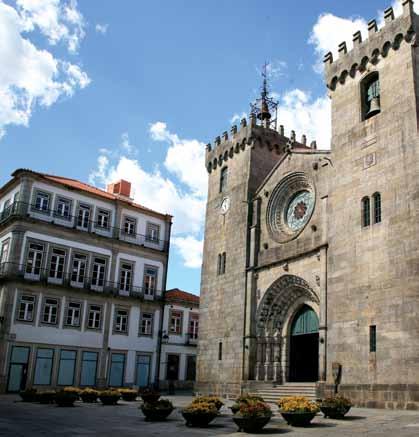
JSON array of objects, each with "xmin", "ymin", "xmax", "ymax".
[{"xmin": 252, "ymin": 383, "xmax": 318, "ymax": 403}]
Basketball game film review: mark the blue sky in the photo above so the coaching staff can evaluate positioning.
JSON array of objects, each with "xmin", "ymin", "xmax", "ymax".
[{"xmin": 0, "ymin": 0, "xmax": 408, "ymax": 294}]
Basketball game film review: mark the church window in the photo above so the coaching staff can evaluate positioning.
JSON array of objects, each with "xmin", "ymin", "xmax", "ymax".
[
  {"xmin": 361, "ymin": 72, "xmax": 381, "ymax": 120},
  {"xmin": 218, "ymin": 342, "xmax": 223, "ymax": 360},
  {"xmin": 373, "ymin": 192, "xmax": 381, "ymax": 224},
  {"xmin": 220, "ymin": 167, "xmax": 228, "ymax": 193},
  {"xmin": 217, "ymin": 252, "xmax": 226, "ymax": 275},
  {"xmin": 369, "ymin": 325, "xmax": 377, "ymax": 352},
  {"xmin": 362, "ymin": 197, "xmax": 370, "ymax": 227}
]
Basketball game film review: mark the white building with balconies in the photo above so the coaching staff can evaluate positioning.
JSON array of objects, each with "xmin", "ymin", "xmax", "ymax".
[{"xmin": 0, "ymin": 169, "xmax": 172, "ymax": 393}]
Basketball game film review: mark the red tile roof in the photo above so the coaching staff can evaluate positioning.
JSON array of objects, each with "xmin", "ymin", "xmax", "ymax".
[
  {"xmin": 166, "ymin": 288, "xmax": 200, "ymax": 305},
  {"xmin": 12, "ymin": 169, "xmax": 172, "ymax": 220}
]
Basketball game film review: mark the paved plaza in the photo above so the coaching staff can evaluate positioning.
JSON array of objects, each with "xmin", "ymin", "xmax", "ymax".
[{"xmin": 1, "ymin": 394, "xmax": 419, "ymax": 436}]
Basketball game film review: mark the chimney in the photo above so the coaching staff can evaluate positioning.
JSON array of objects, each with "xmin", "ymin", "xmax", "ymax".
[{"xmin": 107, "ymin": 180, "xmax": 132, "ymax": 199}]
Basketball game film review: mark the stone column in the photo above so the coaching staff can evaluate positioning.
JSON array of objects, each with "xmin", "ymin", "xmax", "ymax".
[
  {"xmin": 318, "ymin": 246, "xmax": 328, "ymax": 382},
  {"xmin": 280, "ymin": 335, "xmax": 288, "ymax": 382},
  {"xmin": 264, "ymin": 339, "xmax": 271, "ymax": 381},
  {"xmin": 255, "ymin": 340, "xmax": 261, "ymax": 381},
  {"xmin": 273, "ymin": 338, "xmax": 281, "ymax": 383}
]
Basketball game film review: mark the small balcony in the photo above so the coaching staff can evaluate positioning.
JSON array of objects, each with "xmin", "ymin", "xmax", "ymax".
[
  {"xmin": 0, "ymin": 201, "xmax": 169, "ymax": 252},
  {"xmin": 0, "ymin": 262, "xmax": 162, "ymax": 301}
]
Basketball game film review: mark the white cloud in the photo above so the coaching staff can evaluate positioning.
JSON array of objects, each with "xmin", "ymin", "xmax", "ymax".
[
  {"xmin": 0, "ymin": 0, "xmax": 89, "ymax": 139},
  {"xmin": 172, "ymin": 236, "xmax": 203, "ymax": 268},
  {"xmin": 150, "ymin": 121, "xmax": 208, "ymax": 198},
  {"xmin": 120, "ymin": 132, "xmax": 136, "ymax": 155},
  {"xmin": 230, "ymin": 112, "xmax": 247, "ymax": 124},
  {"xmin": 16, "ymin": 0, "xmax": 85, "ymax": 53},
  {"xmin": 278, "ymin": 89, "xmax": 331, "ymax": 149},
  {"xmin": 95, "ymin": 23, "xmax": 108, "ymax": 34},
  {"xmin": 89, "ymin": 126, "xmax": 207, "ymax": 268},
  {"xmin": 265, "ymin": 60, "xmax": 287, "ymax": 79}
]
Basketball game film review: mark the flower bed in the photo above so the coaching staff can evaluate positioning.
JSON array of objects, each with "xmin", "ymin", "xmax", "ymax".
[
  {"xmin": 55, "ymin": 390, "xmax": 78, "ymax": 407},
  {"xmin": 192, "ymin": 396, "xmax": 224, "ymax": 411},
  {"xmin": 138, "ymin": 388, "xmax": 160, "ymax": 404},
  {"xmin": 233, "ymin": 399, "xmax": 272, "ymax": 433},
  {"xmin": 19, "ymin": 389, "xmax": 38, "ymax": 402},
  {"xmin": 320, "ymin": 396, "xmax": 352, "ymax": 419},
  {"xmin": 277, "ymin": 396, "xmax": 319, "ymax": 427},
  {"xmin": 99, "ymin": 389, "xmax": 121, "ymax": 405},
  {"xmin": 230, "ymin": 395, "xmax": 265, "ymax": 414},
  {"xmin": 182, "ymin": 401, "xmax": 218, "ymax": 427},
  {"xmin": 80, "ymin": 388, "xmax": 99, "ymax": 403},
  {"xmin": 119, "ymin": 388, "xmax": 138, "ymax": 402},
  {"xmin": 141, "ymin": 399, "xmax": 174, "ymax": 421}
]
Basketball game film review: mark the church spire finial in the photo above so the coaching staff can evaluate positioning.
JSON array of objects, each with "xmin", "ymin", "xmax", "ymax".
[{"xmin": 250, "ymin": 62, "xmax": 278, "ymax": 129}]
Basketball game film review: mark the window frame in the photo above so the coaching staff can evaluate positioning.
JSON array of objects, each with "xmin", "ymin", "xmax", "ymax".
[
  {"xmin": 361, "ymin": 71, "xmax": 380, "ymax": 121},
  {"xmin": 16, "ymin": 293, "xmax": 37, "ymax": 324},
  {"xmin": 64, "ymin": 300, "xmax": 83, "ymax": 329},
  {"xmin": 90, "ymin": 256, "xmax": 107, "ymax": 290},
  {"xmin": 123, "ymin": 216, "xmax": 137, "ymax": 236},
  {"xmin": 373, "ymin": 192, "xmax": 382, "ymax": 224},
  {"xmin": 24, "ymin": 241, "xmax": 45, "ymax": 278},
  {"xmin": 0, "ymin": 238, "xmax": 10, "ymax": 265},
  {"xmin": 361, "ymin": 197, "xmax": 371, "ymax": 228},
  {"xmin": 47, "ymin": 246, "xmax": 67, "ymax": 283},
  {"xmin": 219, "ymin": 166, "xmax": 228, "ymax": 193},
  {"xmin": 188, "ymin": 312, "xmax": 199, "ymax": 340},
  {"xmin": 32, "ymin": 190, "xmax": 52, "ymax": 215},
  {"xmin": 138, "ymin": 312, "xmax": 154, "ymax": 336},
  {"xmin": 76, "ymin": 202, "xmax": 92, "ymax": 231},
  {"xmin": 40, "ymin": 296, "xmax": 60, "ymax": 326},
  {"xmin": 118, "ymin": 261, "xmax": 134, "ymax": 293},
  {"xmin": 70, "ymin": 252, "xmax": 88, "ymax": 287},
  {"xmin": 54, "ymin": 196, "xmax": 73, "ymax": 221},
  {"xmin": 169, "ymin": 309, "xmax": 183, "ymax": 335},
  {"xmin": 86, "ymin": 303, "xmax": 103, "ymax": 331},
  {"xmin": 145, "ymin": 222, "xmax": 160, "ymax": 243},
  {"xmin": 95, "ymin": 208, "xmax": 112, "ymax": 230},
  {"xmin": 143, "ymin": 265, "xmax": 158, "ymax": 296},
  {"xmin": 113, "ymin": 307, "xmax": 129, "ymax": 334}
]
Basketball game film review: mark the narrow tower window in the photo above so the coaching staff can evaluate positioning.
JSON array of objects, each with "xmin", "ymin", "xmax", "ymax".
[
  {"xmin": 362, "ymin": 197, "xmax": 370, "ymax": 227},
  {"xmin": 362, "ymin": 72, "xmax": 380, "ymax": 120},
  {"xmin": 373, "ymin": 192, "xmax": 381, "ymax": 224},
  {"xmin": 220, "ymin": 167, "xmax": 228, "ymax": 193},
  {"xmin": 218, "ymin": 342, "xmax": 223, "ymax": 360},
  {"xmin": 369, "ymin": 325, "xmax": 377, "ymax": 352}
]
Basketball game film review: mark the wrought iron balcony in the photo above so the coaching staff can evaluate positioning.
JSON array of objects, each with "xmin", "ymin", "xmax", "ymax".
[
  {"xmin": 0, "ymin": 262, "xmax": 162, "ymax": 301},
  {"xmin": 0, "ymin": 201, "xmax": 169, "ymax": 252}
]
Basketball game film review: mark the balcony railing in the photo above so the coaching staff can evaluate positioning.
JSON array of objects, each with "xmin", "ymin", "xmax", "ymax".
[
  {"xmin": 186, "ymin": 333, "xmax": 198, "ymax": 346},
  {"xmin": 0, "ymin": 201, "xmax": 169, "ymax": 252},
  {"xmin": 0, "ymin": 262, "xmax": 162, "ymax": 301}
]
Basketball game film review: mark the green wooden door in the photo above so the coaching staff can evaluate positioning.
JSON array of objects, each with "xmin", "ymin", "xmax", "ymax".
[{"xmin": 291, "ymin": 306, "xmax": 319, "ymax": 336}]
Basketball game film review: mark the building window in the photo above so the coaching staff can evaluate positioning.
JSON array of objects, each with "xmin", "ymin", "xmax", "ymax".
[
  {"xmin": 114, "ymin": 308, "xmax": 129, "ymax": 333},
  {"xmin": 77, "ymin": 204, "xmax": 91, "ymax": 230},
  {"xmin": 0, "ymin": 239, "xmax": 10, "ymax": 264},
  {"xmin": 42, "ymin": 298, "xmax": 59, "ymax": 325},
  {"xmin": 362, "ymin": 72, "xmax": 380, "ymax": 120},
  {"xmin": 218, "ymin": 342, "xmax": 223, "ymax": 360},
  {"xmin": 96, "ymin": 209, "xmax": 110, "ymax": 229},
  {"xmin": 80, "ymin": 351, "xmax": 98, "ymax": 386},
  {"xmin": 139, "ymin": 312, "xmax": 153, "ymax": 336},
  {"xmin": 17, "ymin": 295, "xmax": 35, "ymax": 322},
  {"xmin": 49, "ymin": 248, "xmax": 66, "ymax": 281},
  {"xmin": 33, "ymin": 348, "xmax": 54, "ymax": 385},
  {"xmin": 54, "ymin": 197, "xmax": 72, "ymax": 220},
  {"xmin": 34, "ymin": 191, "xmax": 50, "ymax": 212},
  {"xmin": 169, "ymin": 310, "xmax": 183, "ymax": 335},
  {"xmin": 108, "ymin": 353, "xmax": 125, "ymax": 387},
  {"xmin": 87, "ymin": 305, "xmax": 102, "ymax": 330},
  {"xmin": 217, "ymin": 252, "xmax": 226, "ymax": 275},
  {"xmin": 166, "ymin": 354, "xmax": 180, "ymax": 380},
  {"xmin": 189, "ymin": 313, "xmax": 199, "ymax": 340},
  {"xmin": 370, "ymin": 325, "xmax": 377, "ymax": 352},
  {"xmin": 362, "ymin": 197, "xmax": 370, "ymax": 228},
  {"xmin": 3, "ymin": 199, "xmax": 11, "ymax": 213},
  {"xmin": 65, "ymin": 302, "xmax": 81, "ymax": 327},
  {"xmin": 119, "ymin": 262, "xmax": 132, "ymax": 292},
  {"xmin": 220, "ymin": 167, "xmax": 228, "ymax": 193},
  {"xmin": 123, "ymin": 216, "xmax": 136, "ymax": 235},
  {"xmin": 143, "ymin": 266, "xmax": 157, "ymax": 296},
  {"xmin": 57, "ymin": 350, "xmax": 77, "ymax": 386},
  {"xmin": 373, "ymin": 192, "xmax": 381, "ymax": 224},
  {"xmin": 91, "ymin": 257, "xmax": 106, "ymax": 289},
  {"xmin": 146, "ymin": 222, "xmax": 160, "ymax": 242},
  {"xmin": 71, "ymin": 253, "xmax": 87, "ymax": 285},
  {"xmin": 25, "ymin": 243, "xmax": 44, "ymax": 277}
]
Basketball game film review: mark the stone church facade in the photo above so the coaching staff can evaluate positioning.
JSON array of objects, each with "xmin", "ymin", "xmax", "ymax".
[{"xmin": 197, "ymin": 1, "xmax": 419, "ymax": 409}]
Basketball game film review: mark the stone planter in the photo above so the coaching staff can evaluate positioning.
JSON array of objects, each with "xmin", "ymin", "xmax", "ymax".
[
  {"xmin": 19, "ymin": 390, "xmax": 38, "ymax": 402},
  {"xmin": 121, "ymin": 392, "xmax": 138, "ymax": 402},
  {"xmin": 140, "ymin": 393, "xmax": 160, "ymax": 404},
  {"xmin": 37, "ymin": 392, "xmax": 56, "ymax": 404},
  {"xmin": 99, "ymin": 394, "xmax": 120, "ymax": 405},
  {"xmin": 280, "ymin": 411, "xmax": 317, "ymax": 427},
  {"xmin": 233, "ymin": 415, "xmax": 271, "ymax": 433},
  {"xmin": 320, "ymin": 405, "xmax": 351, "ymax": 419},
  {"xmin": 182, "ymin": 411, "xmax": 217, "ymax": 427},
  {"xmin": 55, "ymin": 392, "xmax": 78, "ymax": 407},
  {"xmin": 141, "ymin": 405, "xmax": 174, "ymax": 421},
  {"xmin": 80, "ymin": 392, "xmax": 98, "ymax": 403}
]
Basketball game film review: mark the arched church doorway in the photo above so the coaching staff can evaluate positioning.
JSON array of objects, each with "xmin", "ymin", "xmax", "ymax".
[{"xmin": 289, "ymin": 305, "xmax": 319, "ymax": 382}]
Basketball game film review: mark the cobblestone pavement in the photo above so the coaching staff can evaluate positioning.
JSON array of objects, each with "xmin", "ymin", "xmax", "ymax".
[{"xmin": 1, "ymin": 394, "xmax": 419, "ymax": 436}]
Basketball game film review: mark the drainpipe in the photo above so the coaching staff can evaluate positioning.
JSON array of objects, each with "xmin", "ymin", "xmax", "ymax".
[{"xmin": 154, "ymin": 219, "xmax": 172, "ymax": 389}]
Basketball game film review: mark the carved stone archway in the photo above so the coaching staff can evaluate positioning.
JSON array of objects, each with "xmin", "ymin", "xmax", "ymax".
[{"xmin": 254, "ymin": 275, "xmax": 320, "ymax": 383}]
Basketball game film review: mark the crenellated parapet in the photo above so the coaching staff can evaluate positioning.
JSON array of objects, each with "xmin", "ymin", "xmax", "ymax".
[
  {"xmin": 324, "ymin": 0, "xmax": 417, "ymax": 90},
  {"xmin": 205, "ymin": 116, "xmax": 320, "ymax": 174}
]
